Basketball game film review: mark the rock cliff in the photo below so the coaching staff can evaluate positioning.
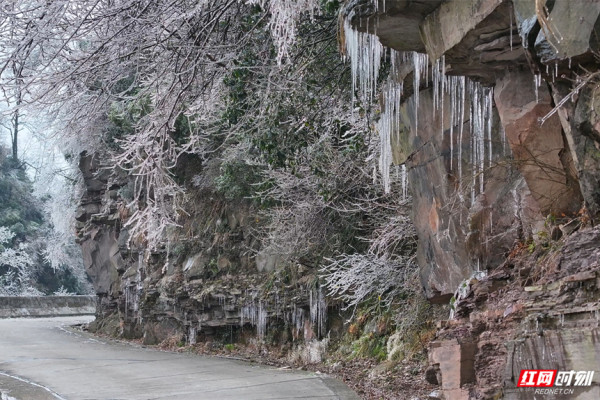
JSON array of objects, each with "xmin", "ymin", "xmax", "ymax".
[
  {"xmin": 76, "ymin": 0, "xmax": 600, "ymax": 398},
  {"xmin": 75, "ymin": 152, "xmax": 332, "ymax": 363}
]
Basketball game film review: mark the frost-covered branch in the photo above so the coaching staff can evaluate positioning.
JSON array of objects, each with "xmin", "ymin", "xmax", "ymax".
[{"xmin": 321, "ymin": 253, "xmax": 416, "ymax": 311}]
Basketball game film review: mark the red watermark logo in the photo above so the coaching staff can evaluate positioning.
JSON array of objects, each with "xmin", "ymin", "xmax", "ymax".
[
  {"xmin": 517, "ymin": 370, "xmax": 594, "ymax": 387},
  {"xmin": 518, "ymin": 370, "xmax": 556, "ymax": 387}
]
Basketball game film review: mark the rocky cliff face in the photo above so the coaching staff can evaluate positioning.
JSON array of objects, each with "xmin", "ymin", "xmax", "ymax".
[
  {"xmin": 346, "ymin": 0, "xmax": 600, "ymax": 398},
  {"xmin": 75, "ymin": 153, "xmax": 332, "ymax": 363},
  {"xmin": 77, "ymin": 0, "xmax": 600, "ymax": 398}
]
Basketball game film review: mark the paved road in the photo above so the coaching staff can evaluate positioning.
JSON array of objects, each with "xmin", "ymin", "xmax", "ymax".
[{"xmin": 0, "ymin": 317, "xmax": 359, "ymax": 400}]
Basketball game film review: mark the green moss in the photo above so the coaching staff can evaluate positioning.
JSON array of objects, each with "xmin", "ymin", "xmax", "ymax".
[
  {"xmin": 224, "ymin": 343, "xmax": 235, "ymax": 351},
  {"xmin": 351, "ymin": 333, "xmax": 387, "ymax": 361},
  {"xmin": 214, "ymin": 161, "xmax": 262, "ymax": 200}
]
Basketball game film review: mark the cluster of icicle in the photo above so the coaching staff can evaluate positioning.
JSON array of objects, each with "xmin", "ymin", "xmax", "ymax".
[
  {"xmin": 344, "ymin": 16, "xmax": 503, "ymax": 201},
  {"xmin": 343, "ymin": 10, "xmax": 384, "ymax": 106},
  {"xmin": 239, "ymin": 286, "xmax": 327, "ymax": 340},
  {"xmin": 241, "ymin": 301, "xmax": 268, "ymax": 339}
]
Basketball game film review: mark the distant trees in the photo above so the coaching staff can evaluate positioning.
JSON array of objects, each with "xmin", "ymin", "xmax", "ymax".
[
  {"xmin": 0, "ymin": 145, "xmax": 89, "ymax": 295},
  {"xmin": 0, "ymin": 226, "xmax": 36, "ymax": 295}
]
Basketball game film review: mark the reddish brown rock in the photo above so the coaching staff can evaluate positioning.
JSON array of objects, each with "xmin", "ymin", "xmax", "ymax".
[{"xmin": 494, "ymin": 70, "xmax": 582, "ymax": 216}]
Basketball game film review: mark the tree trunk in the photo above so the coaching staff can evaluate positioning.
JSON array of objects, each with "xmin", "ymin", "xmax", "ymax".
[
  {"xmin": 12, "ymin": 109, "xmax": 18, "ymax": 161},
  {"xmin": 10, "ymin": 60, "xmax": 23, "ymax": 162}
]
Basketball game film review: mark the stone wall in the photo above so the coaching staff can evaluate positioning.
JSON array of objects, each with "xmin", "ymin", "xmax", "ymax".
[{"xmin": 0, "ymin": 296, "xmax": 96, "ymax": 318}]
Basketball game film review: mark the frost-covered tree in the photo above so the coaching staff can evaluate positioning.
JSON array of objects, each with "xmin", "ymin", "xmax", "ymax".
[
  {"xmin": 34, "ymin": 161, "xmax": 90, "ymax": 292},
  {"xmin": 0, "ymin": 226, "xmax": 38, "ymax": 295},
  {"xmin": 0, "ymin": 0, "xmax": 331, "ymax": 251},
  {"xmin": 0, "ymin": 0, "xmax": 418, "ymax": 310}
]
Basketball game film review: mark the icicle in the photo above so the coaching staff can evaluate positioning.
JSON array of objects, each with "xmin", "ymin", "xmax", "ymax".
[
  {"xmin": 487, "ymin": 88, "xmax": 493, "ymax": 168},
  {"xmin": 509, "ymin": 7, "xmax": 513, "ymax": 51},
  {"xmin": 309, "ymin": 286, "xmax": 327, "ymax": 338},
  {"xmin": 188, "ymin": 325, "xmax": 197, "ymax": 345},
  {"xmin": 458, "ymin": 76, "xmax": 465, "ymax": 187},
  {"xmin": 470, "ymin": 82, "xmax": 476, "ymax": 205},
  {"xmin": 377, "ymin": 80, "xmax": 403, "ymax": 193},
  {"xmin": 425, "ymin": 54, "xmax": 429, "ymax": 87},
  {"xmin": 467, "ymin": 81, "xmax": 494, "ymax": 200},
  {"xmin": 449, "ymin": 86, "xmax": 454, "ymax": 171},
  {"xmin": 411, "ymin": 52, "xmax": 428, "ymax": 136},
  {"xmin": 432, "ymin": 56, "xmax": 447, "ymax": 118},
  {"xmin": 241, "ymin": 299, "xmax": 268, "ymax": 339},
  {"xmin": 432, "ymin": 58, "xmax": 438, "ymax": 117},
  {"xmin": 542, "ymin": 340, "xmax": 546, "ymax": 360},
  {"xmin": 479, "ymin": 89, "xmax": 486, "ymax": 194},
  {"xmin": 125, "ymin": 279, "xmax": 129, "ymax": 320},
  {"xmin": 534, "ymin": 73, "xmax": 541, "ymax": 103},
  {"xmin": 520, "ymin": 28, "xmax": 527, "ymax": 49},
  {"xmin": 390, "ymin": 49, "xmax": 397, "ymax": 79},
  {"xmin": 501, "ymin": 124, "xmax": 506, "ymax": 155},
  {"xmin": 257, "ymin": 302, "xmax": 268, "ymax": 339},
  {"xmin": 401, "ymin": 164, "xmax": 407, "ymax": 200},
  {"xmin": 447, "ymin": 76, "xmax": 460, "ymax": 172},
  {"xmin": 413, "ymin": 52, "xmax": 421, "ymax": 136},
  {"xmin": 446, "ymin": 75, "xmax": 466, "ymax": 174},
  {"xmin": 440, "ymin": 56, "xmax": 446, "ymax": 138}
]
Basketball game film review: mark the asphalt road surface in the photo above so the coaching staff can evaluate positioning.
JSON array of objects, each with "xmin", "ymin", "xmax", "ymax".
[{"xmin": 0, "ymin": 317, "xmax": 359, "ymax": 400}]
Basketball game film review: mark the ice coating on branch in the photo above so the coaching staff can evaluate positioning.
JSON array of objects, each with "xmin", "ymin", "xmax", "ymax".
[{"xmin": 247, "ymin": 0, "xmax": 319, "ymax": 65}]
